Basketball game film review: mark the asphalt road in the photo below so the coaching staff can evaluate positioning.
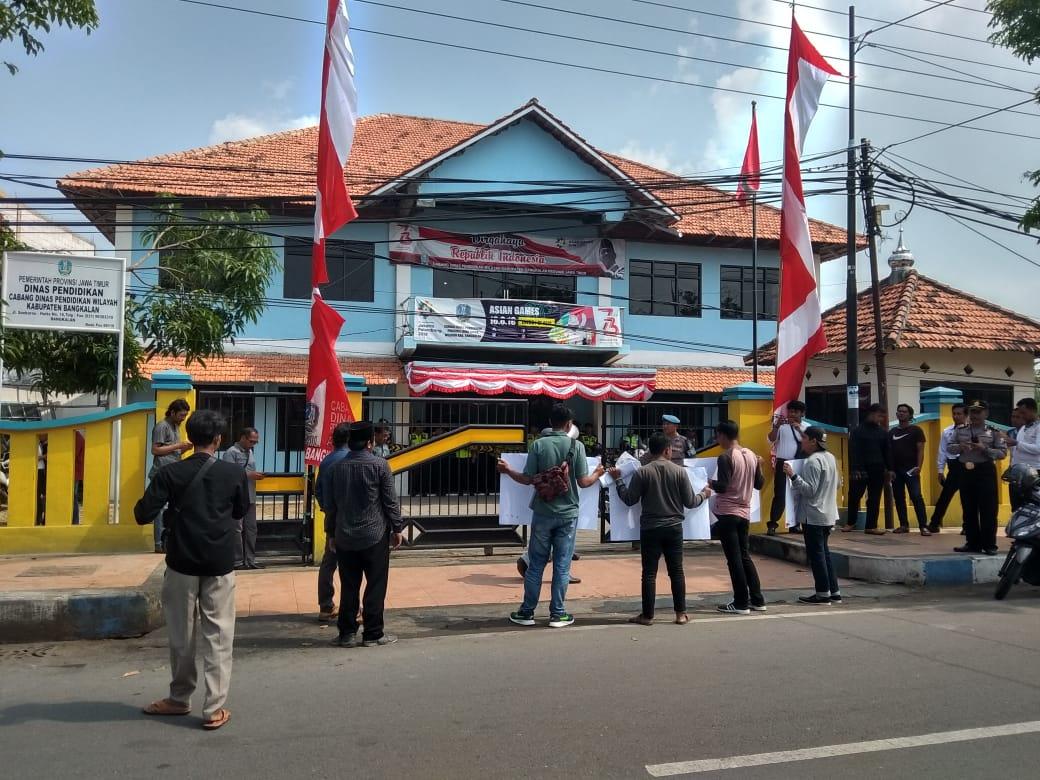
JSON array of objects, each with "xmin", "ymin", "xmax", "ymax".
[{"xmin": 2, "ymin": 587, "xmax": 1040, "ymax": 779}]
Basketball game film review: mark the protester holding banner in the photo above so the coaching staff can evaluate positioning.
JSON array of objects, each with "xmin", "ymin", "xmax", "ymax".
[
  {"xmin": 610, "ymin": 433, "xmax": 712, "ymax": 626},
  {"xmin": 783, "ymin": 427, "xmax": 842, "ymax": 605}
]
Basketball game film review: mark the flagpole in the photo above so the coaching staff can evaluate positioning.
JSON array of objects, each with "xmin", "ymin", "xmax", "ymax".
[
  {"xmin": 845, "ymin": 5, "xmax": 860, "ymax": 433},
  {"xmin": 751, "ymin": 196, "xmax": 759, "ymax": 384}
]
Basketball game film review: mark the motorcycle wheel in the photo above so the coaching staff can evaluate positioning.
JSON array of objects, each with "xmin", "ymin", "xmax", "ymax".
[{"xmin": 995, "ymin": 558, "xmax": 1024, "ymax": 600}]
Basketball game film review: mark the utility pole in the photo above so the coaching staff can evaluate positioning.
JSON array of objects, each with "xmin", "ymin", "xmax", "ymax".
[
  {"xmin": 860, "ymin": 138, "xmax": 894, "ymax": 529},
  {"xmin": 844, "ymin": 6, "xmax": 860, "ymax": 434}
]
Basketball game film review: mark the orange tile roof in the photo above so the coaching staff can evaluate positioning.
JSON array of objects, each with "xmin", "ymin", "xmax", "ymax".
[
  {"xmin": 59, "ymin": 100, "xmax": 851, "ymax": 256},
  {"xmin": 143, "ymin": 354, "xmax": 402, "ymax": 386},
  {"xmin": 653, "ymin": 366, "xmax": 774, "ymax": 393},
  {"xmin": 753, "ymin": 270, "xmax": 1040, "ymax": 365}
]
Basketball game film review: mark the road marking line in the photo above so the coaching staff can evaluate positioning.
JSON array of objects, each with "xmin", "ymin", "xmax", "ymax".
[{"xmin": 645, "ymin": 721, "xmax": 1040, "ymax": 776}]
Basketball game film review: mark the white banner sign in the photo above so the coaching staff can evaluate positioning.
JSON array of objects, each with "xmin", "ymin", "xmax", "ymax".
[
  {"xmin": 498, "ymin": 454, "xmax": 601, "ymax": 530},
  {"xmin": 414, "ymin": 296, "xmax": 623, "ymax": 349},
  {"xmin": 2, "ymin": 252, "xmax": 125, "ymax": 334}
]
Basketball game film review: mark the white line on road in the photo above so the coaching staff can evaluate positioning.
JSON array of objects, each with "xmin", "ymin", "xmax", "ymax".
[{"xmin": 645, "ymin": 721, "xmax": 1040, "ymax": 776}]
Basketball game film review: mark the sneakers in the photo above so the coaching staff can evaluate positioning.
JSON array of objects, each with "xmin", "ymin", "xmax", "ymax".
[
  {"xmin": 716, "ymin": 603, "xmax": 751, "ymax": 615},
  {"xmin": 830, "ymin": 593, "xmax": 843, "ymax": 604},
  {"xmin": 509, "ymin": 611, "xmax": 536, "ymax": 626},
  {"xmin": 548, "ymin": 613, "xmax": 575, "ymax": 628},
  {"xmin": 329, "ymin": 633, "xmax": 358, "ymax": 648},
  {"xmin": 363, "ymin": 634, "xmax": 398, "ymax": 647},
  {"xmin": 749, "ymin": 603, "xmax": 768, "ymax": 613},
  {"xmin": 798, "ymin": 594, "xmax": 832, "ymax": 605}
]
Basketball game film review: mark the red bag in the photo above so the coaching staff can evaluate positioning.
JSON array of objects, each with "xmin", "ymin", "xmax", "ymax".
[{"xmin": 531, "ymin": 440, "xmax": 578, "ymax": 502}]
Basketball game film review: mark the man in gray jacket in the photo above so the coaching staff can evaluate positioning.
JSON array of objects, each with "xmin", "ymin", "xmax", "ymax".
[
  {"xmin": 784, "ymin": 427, "xmax": 841, "ymax": 605},
  {"xmin": 324, "ymin": 421, "xmax": 405, "ymax": 648},
  {"xmin": 222, "ymin": 427, "xmax": 265, "ymax": 570}
]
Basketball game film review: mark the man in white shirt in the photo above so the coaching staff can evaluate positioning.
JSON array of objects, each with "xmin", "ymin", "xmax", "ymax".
[
  {"xmin": 929, "ymin": 403, "xmax": 967, "ymax": 533},
  {"xmin": 1007, "ymin": 398, "xmax": 1040, "ymax": 511},
  {"xmin": 767, "ymin": 400, "xmax": 808, "ymax": 536}
]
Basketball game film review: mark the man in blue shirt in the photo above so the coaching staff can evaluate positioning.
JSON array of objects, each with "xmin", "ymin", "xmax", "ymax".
[
  {"xmin": 315, "ymin": 422, "xmax": 352, "ymax": 623},
  {"xmin": 497, "ymin": 404, "xmax": 604, "ymax": 628}
]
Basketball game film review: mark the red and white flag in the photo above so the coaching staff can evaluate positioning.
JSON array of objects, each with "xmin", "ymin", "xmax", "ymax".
[
  {"xmin": 312, "ymin": 0, "xmax": 359, "ymax": 287},
  {"xmin": 306, "ymin": 0, "xmax": 359, "ymax": 465},
  {"xmin": 735, "ymin": 102, "xmax": 760, "ymax": 208},
  {"xmin": 774, "ymin": 17, "xmax": 839, "ymax": 412}
]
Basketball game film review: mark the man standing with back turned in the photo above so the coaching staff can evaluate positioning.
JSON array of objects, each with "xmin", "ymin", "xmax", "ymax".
[
  {"xmin": 325, "ymin": 421, "xmax": 405, "ymax": 648},
  {"xmin": 135, "ymin": 409, "xmax": 249, "ymax": 731},
  {"xmin": 498, "ymin": 404, "xmax": 605, "ymax": 628}
]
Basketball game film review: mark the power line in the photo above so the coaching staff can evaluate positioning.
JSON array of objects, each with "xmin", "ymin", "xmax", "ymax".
[
  {"xmin": 858, "ymin": 0, "xmax": 957, "ymax": 41},
  {"xmin": 879, "ymin": 97, "xmax": 1038, "ymax": 150},
  {"xmin": 166, "ymin": 0, "xmax": 1040, "ymax": 142},
  {"xmin": 864, "ymin": 42, "xmax": 1034, "ymax": 95}
]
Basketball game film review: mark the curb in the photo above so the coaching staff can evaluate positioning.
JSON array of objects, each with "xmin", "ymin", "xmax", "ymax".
[
  {"xmin": 0, "ymin": 568, "xmax": 165, "ymax": 643},
  {"xmin": 749, "ymin": 534, "xmax": 1003, "ymax": 587}
]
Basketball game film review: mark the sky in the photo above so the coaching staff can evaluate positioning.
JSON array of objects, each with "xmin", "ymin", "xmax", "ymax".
[{"xmin": 2, "ymin": 0, "xmax": 1038, "ymax": 315}]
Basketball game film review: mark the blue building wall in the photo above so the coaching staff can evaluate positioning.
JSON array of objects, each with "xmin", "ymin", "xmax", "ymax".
[{"xmin": 128, "ymin": 116, "xmax": 780, "ymax": 361}]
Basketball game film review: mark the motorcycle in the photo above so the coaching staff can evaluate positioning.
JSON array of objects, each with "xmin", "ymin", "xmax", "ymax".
[{"xmin": 995, "ymin": 464, "xmax": 1040, "ymax": 600}]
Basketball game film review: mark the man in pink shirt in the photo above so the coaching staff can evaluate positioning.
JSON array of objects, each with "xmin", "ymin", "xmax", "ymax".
[{"xmin": 710, "ymin": 420, "xmax": 767, "ymax": 615}]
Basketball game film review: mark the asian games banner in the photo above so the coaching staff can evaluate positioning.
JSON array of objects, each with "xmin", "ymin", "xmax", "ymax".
[
  {"xmin": 413, "ymin": 296, "xmax": 622, "ymax": 348},
  {"xmin": 389, "ymin": 223, "xmax": 625, "ymax": 278}
]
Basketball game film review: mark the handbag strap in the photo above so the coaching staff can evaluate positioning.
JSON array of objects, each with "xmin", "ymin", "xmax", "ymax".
[{"xmin": 172, "ymin": 455, "xmax": 218, "ymax": 511}]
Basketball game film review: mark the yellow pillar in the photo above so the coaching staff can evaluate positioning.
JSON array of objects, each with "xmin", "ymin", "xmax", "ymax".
[
  {"xmin": 311, "ymin": 373, "xmax": 369, "ymax": 563},
  {"xmin": 43, "ymin": 426, "xmax": 75, "ymax": 527},
  {"xmin": 81, "ymin": 420, "xmax": 113, "ymax": 524},
  {"xmin": 721, "ymin": 382, "xmax": 775, "ymax": 533},
  {"xmin": 6, "ymin": 431, "xmax": 40, "ymax": 527},
  {"xmin": 920, "ymin": 386, "xmax": 964, "ymax": 528},
  {"xmin": 152, "ymin": 370, "xmax": 196, "ymax": 431}
]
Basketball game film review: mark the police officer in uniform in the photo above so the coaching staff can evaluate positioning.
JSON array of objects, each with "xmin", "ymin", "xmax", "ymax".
[
  {"xmin": 659, "ymin": 414, "xmax": 695, "ymax": 465},
  {"xmin": 618, "ymin": 428, "xmax": 645, "ymax": 457},
  {"xmin": 408, "ymin": 426, "xmax": 429, "ymax": 495},
  {"xmin": 580, "ymin": 423, "xmax": 601, "ymax": 457},
  {"xmin": 948, "ymin": 400, "xmax": 1007, "ymax": 555}
]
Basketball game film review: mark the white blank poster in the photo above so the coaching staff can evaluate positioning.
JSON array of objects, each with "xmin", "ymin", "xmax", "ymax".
[
  {"xmin": 783, "ymin": 459, "xmax": 805, "ymax": 529},
  {"xmin": 497, "ymin": 454, "xmax": 601, "ymax": 530}
]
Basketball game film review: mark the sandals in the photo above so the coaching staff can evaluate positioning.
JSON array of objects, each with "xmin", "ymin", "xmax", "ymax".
[
  {"xmin": 202, "ymin": 708, "xmax": 231, "ymax": 730},
  {"xmin": 143, "ymin": 698, "xmax": 190, "ymax": 716}
]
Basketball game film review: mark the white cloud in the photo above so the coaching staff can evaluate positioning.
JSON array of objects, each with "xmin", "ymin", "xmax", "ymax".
[
  {"xmin": 262, "ymin": 78, "xmax": 294, "ymax": 101},
  {"xmin": 208, "ymin": 112, "xmax": 317, "ymax": 144}
]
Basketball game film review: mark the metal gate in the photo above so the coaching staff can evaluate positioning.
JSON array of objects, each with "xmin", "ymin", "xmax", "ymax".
[
  {"xmin": 364, "ymin": 396, "xmax": 529, "ymax": 548},
  {"xmin": 195, "ymin": 388, "xmax": 308, "ymax": 558}
]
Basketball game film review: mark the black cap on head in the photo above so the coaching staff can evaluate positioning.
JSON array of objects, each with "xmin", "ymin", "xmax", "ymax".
[
  {"xmin": 968, "ymin": 399, "xmax": 988, "ymax": 411},
  {"xmin": 804, "ymin": 426, "xmax": 827, "ymax": 448},
  {"xmin": 348, "ymin": 420, "xmax": 374, "ymax": 448}
]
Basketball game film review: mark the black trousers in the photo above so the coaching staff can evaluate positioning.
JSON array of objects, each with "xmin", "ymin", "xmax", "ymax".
[
  {"xmin": 715, "ymin": 515, "xmax": 764, "ymax": 610},
  {"xmin": 318, "ymin": 546, "xmax": 338, "ymax": 611},
  {"xmin": 769, "ymin": 460, "xmax": 792, "ymax": 529},
  {"xmin": 961, "ymin": 461, "xmax": 998, "ymax": 551},
  {"xmin": 929, "ymin": 460, "xmax": 962, "ymax": 529},
  {"xmin": 847, "ymin": 465, "xmax": 885, "ymax": 530},
  {"xmin": 336, "ymin": 532, "xmax": 391, "ymax": 642},
  {"xmin": 640, "ymin": 523, "xmax": 686, "ymax": 618}
]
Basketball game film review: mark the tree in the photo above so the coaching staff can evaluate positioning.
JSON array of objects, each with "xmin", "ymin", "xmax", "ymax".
[
  {"xmin": 0, "ymin": 0, "xmax": 99, "ymax": 75},
  {"xmin": 987, "ymin": 1, "xmax": 1040, "ymax": 231},
  {"xmin": 0, "ymin": 202, "xmax": 277, "ymax": 400}
]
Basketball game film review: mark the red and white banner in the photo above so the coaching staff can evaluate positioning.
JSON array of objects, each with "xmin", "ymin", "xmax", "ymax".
[
  {"xmin": 305, "ymin": 298, "xmax": 354, "ymax": 464},
  {"xmin": 405, "ymin": 363, "xmax": 655, "ymax": 402},
  {"xmin": 312, "ymin": 0, "xmax": 359, "ymax": 286},
  {"xmin": 307, "ymin": 0, "xmax": 358, "ymax": 464},
  {"xmin": 389, "ymin": 224, "xmax": 625, "ymax": 278},
  {"xmin": 736, "ymin": 102, "xmax": 761, "ymax": 208},
  {"xmin": 774, "ymin": 17, "xmax": 839, "ymax": 411}
]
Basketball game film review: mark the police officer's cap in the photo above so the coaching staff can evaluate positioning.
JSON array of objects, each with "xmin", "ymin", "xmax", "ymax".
[
  {"xmin": 968, "ymin": 399, "xmax": 988, "ymax": 411},
  {"xmin": 661, "ymin": 414, "xmax": 680, "ymax": 424}
]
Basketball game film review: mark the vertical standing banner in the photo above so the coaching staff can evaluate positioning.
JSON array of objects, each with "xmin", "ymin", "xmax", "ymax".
[
  {"xmin": 306, "ymin": 0, "xmax": 359, "ymax": 465},
  {"xmin": 774, "ymin": 17, "xmax": 839, "ymax": 412}
]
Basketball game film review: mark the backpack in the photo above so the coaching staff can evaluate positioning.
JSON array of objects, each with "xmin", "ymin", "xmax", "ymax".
[{"xmin": 531, "ymin": 439, "xmax": 578, "ymax": 502}]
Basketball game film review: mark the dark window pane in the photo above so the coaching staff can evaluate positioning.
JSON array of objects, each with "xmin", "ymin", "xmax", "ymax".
[
  {"xmin": 652, "ymin": 276, "xmax": 676, "ymax": 315},
  {"xmin": 678, "ymin": 264, "xmax": 699, "ymax": 279},
  {"xmin": 284, "ymin": 237, "xmax": 374, "ymax": 301},
  {"xmin": 655, "ymin": 262, "xmax": 675, "ymax": 277},
  {"xmin": 631, "ymin": 260, "xmax": 652, "ymax": 276},
  {"xmin": 720, "ymin": 278, "xmax": 742, "ymax": 319},
  {"xmin": 434, "ymin": 269, "xmax": 475, "ymax": 298},
  {"xmin": 630, "ymin": 274, "xmax": 652, "ymax": 314}
]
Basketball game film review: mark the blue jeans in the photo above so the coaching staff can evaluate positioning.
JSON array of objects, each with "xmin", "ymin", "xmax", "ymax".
[
  {"xmin": 520, "ymin": 513, "xmax": 577, "ymax": 617},
  {"xmin": 803, "ymin": 524, "xmax": 840, "ymax": 596}
]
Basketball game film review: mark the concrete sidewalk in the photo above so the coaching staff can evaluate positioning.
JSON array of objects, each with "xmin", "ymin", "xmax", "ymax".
[
  {"xmin": 751, "ymin": 526, "xmax": 1007, "ymax": 586},
  {"xmin": 1, "ymin": 545, "xmax": 822, "ymax": 641}
]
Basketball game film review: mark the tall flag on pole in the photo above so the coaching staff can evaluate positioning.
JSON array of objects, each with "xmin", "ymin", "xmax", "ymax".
[
  {"xmin": 306, "ymin": 0, "xmax": 358, "ymax": 465},
  {"xmin": 774, "ymin": 17, "xmax": 839, "ymax": 412},
  {"xmin": 735, "ymin": 102, "xmax": 760, "ymax": 208}
]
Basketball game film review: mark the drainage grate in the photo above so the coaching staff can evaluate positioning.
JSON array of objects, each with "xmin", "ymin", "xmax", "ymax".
[{"xmin": 16, "ymin": 565, "xmax": 98, "ymax": 578}]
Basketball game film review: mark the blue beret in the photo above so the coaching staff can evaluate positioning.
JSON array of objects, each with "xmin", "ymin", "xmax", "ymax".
[{"xmin": 662, "ymin": 414, "xmax": 680, "ymax": 424}]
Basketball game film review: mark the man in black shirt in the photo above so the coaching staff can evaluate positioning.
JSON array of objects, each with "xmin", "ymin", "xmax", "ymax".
[
  {"xmin": 889, "ymin": 404, "xmax": 931, "ymax": 536},
  {"xmin": 134, "ymin": 409, "xmax": 250, "ymax": 731},
  {"xmin": 325, "ymin": 421, "xmax": 405, "ymax": 648},
  {"xmin": 841, "ymin": 404, "xmax": 892, "ymax": 535}
]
